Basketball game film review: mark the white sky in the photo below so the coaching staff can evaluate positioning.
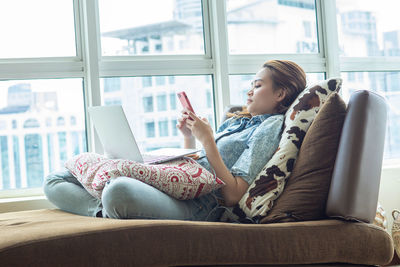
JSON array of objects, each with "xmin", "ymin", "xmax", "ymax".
[
  {"xmin": 0, "ymin": 0, "xmax": 76, "ymax": 58},
  {"xmin": 98, "ymin": 0, "xmax": 175, "ymax": 32}
]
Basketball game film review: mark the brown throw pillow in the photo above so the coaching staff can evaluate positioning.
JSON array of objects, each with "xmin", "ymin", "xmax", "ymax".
[{"xmin": 260, "ymin": 92, "xmax": 347, "ymax": 223}]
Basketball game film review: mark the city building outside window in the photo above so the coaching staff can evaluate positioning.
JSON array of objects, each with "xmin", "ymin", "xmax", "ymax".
[
  {"xmin": 143, "ymin": 96, "xmax": 154, "ymax": 112},
  {"xmin": 226, "ymin": 0, "xmax": 318, "ymax": 54},
  {"xmin": 336, "ymin": 0, "xmax": 400, "ymax": 57},
  {"xmin": 99, "ymin": 0, "xmax": 205, "ymax": 55},
  {"xmin": 0, "ymin": 79, "xmax": 85, "ymax": 191},
  {"xmin": 104, "ymin": 77, "xmax": 121, "ymax": 92},
  {"xmin": 101, "ymin": 75, "xmax": 214, "ymax": 153},
  {"xmin": 170, "ymin": 93, "xmax": 177, "ymax": 110},
  {"xmin": 171, "ymin": 119, "xmax": 178, "ymax": 136},
  {"xmin": 142, "ymin": 77, "xmax": 152, "ymax": 87},
  {"xmin": 155, "ymin": 76, "xmax": 166, "ymax": 86},
  {"xmin": 206, "ymin": 90, "xmax": 212, "ymax": 108},
  {"xmin": 104, "ymin": 99, "xmax": 122, "ymax": 106},
  {"xmin": 158, "ymin": 120, "xmax": 169, "ymax": 137},
  {"xmin": 145, "ymin": 122, "xmax": 155, "ymax": 138},
  {"xmin": 157, "ymin": 94, "xmax": 167, "ymax": 111}
]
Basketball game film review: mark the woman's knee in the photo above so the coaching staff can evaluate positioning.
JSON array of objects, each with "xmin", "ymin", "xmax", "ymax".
[
  {"xmin": 43, "ymin": 169, "xmax": 80, "ymax": 195},
  {"xmin": 44, "ymin": 169, "xmax": 69, "ymax": 188},
  {"xmin": 101, "ymin": 177, "xmax": 151, "ymax": 218},
  {"xmin": 102, "ymin": 177, "xmax": 137, "ymax": 206}
]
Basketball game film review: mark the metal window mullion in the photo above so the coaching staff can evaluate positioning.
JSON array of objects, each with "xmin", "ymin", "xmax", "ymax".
[
  {"xmin": 100, "ymin": 57, "xmax": 213, "ymax": 77},
  {"xmin": 79, "ymin": 0, "xmax": 103, "ymax": 154},
  {"xmin": 100, "ymin": 69, "xmax": 213, "ymax": 77},
  {"xmin": 73, "ymin": 0, "xmax": 83, "ymax": 60},
  {"xmin": 229, "ymin": 54, "xmax": 326, "ymax": 74},
  {"xmin": 208, "ymin": 0, "xmax": 230, "ymax": 127},
  {"xmin": 314, "ymin": 0, "xmax": 325, "ymax": 72},
  {"xmin": 0, "ymin": 57, "xmax": 82, "ymax": 63},
  {"xmin": 101, "ymin": 54, "xmax": 210, "ymax": 62},
  {"xmin": 319, "ymin": 0, "xmax": 340, "ymax": 78},
  {"xmin": 340, "ymin": 57, "xmax": 400, "ymax": 72},
  {"xmin": 0, "ymin": 60, "xmax": 84, "ymax": 80},
  {"xmin": 202, "ymin": 0, "xmax": 212, "ymax": 59}
]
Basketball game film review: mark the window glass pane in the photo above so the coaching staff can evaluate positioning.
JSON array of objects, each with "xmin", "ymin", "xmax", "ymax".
[
  {"xmin": 156, "ymin": 76, "xmax": 166, "ymax": 86},
  {"xmin": 336, "ymin": 0, "xmax": 400, "ymax": 57},
  {"xmin": 226, "ymin": 0, "xmax": 318, "ymax": 54},
  {"xmin": 171, "ymin": 119, "xmax": 178, "ymax": 136},
  {"xmin": 101, "ymin": 75, "xmax": 214, "ymax": 152},
  {"xmin": 0, "ymin": 79, "xmax": 86, "ymax": 190},
  {"xmin": 104, "ymin": 78, "xmax": 121, "ymax": 92},
  {"xmin": 99, "ymin": 0, "xmax": 205, "ymax": 56},
  {"xmin": 142, "ymin": 77, "xmax": 153, "ymax": 87},
  {"xmin": 206, "ymin": 90, "xmax": 212, "ymax": 108},
  {"xmin": 142, "ymin": 96, "xmax": 154, "ymax": 112},
  {"xmin": 229, "ymin": 72, "xmax": 325, "ymax": 105},
  {"xmin": 169, "ymin": 93, "xmax": 177, "ymax": 110},
  {"xmin": 104, "ymin": 98, "xmax": 122, "ymax": 106},
  {"xmin": 158, "ymin": 120, "xmax": 169, "ymax": 137},
  {"xmin": 145, "ymin": 122, "xmax": 155, "ymax": 138},
  {"xmin": 341, "ymin": 71, "xmax": 400, "ymax": 159},
  {"xmin": 207, "ymin": 114, "xmax": 214, "ymax": 129},
  {"xmin": 157, "ymin": 94, "xmax": 167, "ymax": 111},
  {"xmin": 0, "ymin": 0, "xmax": 76, "ymax": 58}
]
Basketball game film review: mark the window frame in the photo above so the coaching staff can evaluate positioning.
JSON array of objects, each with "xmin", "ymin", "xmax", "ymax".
[{"xmin": 0, "ymin": 0, "xmax": 399, "ymax": 202}]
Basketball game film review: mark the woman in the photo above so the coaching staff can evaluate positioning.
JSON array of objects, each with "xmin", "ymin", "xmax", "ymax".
[{"xmin": 43, "ymin": 60, "xmax": 306, "ymax": 223}]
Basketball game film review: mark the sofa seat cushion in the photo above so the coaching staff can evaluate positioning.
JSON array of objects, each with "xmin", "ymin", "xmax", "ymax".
[{"xmin": 0, "ymin": 209, "xmax": 393, "ymax": 267}]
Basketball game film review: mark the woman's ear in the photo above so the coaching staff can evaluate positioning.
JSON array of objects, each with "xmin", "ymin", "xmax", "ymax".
[{"xmin": 276, "ymin": 88, "xmax": 286, "ymax": 102}]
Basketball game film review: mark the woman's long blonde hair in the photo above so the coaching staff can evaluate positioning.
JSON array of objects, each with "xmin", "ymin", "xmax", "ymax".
[{"xmin": 227, "ymin": 60, "xmax": 307, "ymax": 119}]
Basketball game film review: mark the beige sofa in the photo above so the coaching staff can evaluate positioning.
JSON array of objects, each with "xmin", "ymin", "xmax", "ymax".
[{"xmin": 0, "ymin": 90, "xmax": 394, "ymax": 267}]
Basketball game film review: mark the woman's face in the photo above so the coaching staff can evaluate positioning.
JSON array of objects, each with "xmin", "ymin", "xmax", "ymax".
[{"xmin": 246, "ymin": 68, "xmax": 285, "ymax": 116}]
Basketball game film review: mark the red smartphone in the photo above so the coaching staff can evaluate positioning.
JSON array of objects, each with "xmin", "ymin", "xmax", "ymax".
[{"xmin": 177, "ymin": 91, "xmax": 195, "ymax": 114}]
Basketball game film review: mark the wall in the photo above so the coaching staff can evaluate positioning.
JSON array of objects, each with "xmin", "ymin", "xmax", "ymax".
[{"xmin": 378, "ymin": 166, "xmax": 400, "ymax": 233}]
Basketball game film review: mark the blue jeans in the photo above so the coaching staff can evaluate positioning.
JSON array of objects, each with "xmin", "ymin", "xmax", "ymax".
[{"xmin": 43, "ymin": 168, "xmax": 230, "ymax": 222}]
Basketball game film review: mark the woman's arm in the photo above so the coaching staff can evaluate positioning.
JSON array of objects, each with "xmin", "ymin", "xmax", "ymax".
[
  {"xmin": 183, "ymin": 109, "xmax": 249, "ymax": 206},
  {"xmin": 177, "ymin": 109, "xmax": 196, "ymax": 149},
  {"xmin": 183, "ymin": 136, "xmax": 196, "ymax": 149},
  {"xmin": 202, "ymin": 139, "xmax": 250, "ymax": 206}
]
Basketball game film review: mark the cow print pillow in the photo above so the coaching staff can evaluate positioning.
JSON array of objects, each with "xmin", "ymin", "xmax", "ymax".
[{"xmin": 219, "ymin": 78, "xmax": 343, "ymax": 223}]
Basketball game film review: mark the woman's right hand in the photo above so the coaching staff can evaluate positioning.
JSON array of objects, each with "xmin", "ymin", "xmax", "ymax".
[{"xmin": 176, "ymin": 109, "xmax": 193, "ymax": 138}]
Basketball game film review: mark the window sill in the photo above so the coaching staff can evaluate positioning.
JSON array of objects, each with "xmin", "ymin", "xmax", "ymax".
[
  {"xmin": 382, "ymin": 159, "xmax": 400, "ymax": 169},
  {"xmin": 0, "ymin": 195, "xmax": 56, "ymax": 214},
  {"xmin": 0, "ymin": 195, "xmax": 46, "ymax": 203}
]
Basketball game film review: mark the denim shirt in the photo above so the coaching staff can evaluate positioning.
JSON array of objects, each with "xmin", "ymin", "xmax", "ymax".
[{"xmin": 195, "ymin": 113, "xmax": 284, "ymax": 198}]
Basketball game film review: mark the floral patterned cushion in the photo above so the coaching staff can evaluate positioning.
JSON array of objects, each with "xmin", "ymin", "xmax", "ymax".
[
  {"xmin": 64, "ymin": 152, "xmax": 225, "ymax": 200},
  {"xmin": 219, "ymin": 78, "xmax": 343, "ymax": 223}
]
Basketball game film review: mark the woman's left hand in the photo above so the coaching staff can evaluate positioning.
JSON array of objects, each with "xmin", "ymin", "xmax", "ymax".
[{"xmin": 183, "ymin": 109, "xmax": 214, "ymax": 145}]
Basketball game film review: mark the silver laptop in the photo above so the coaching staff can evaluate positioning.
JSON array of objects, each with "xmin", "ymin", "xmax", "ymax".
[{"xmin": 88, "ymin": 105, "xmax": 200, "ymax": 164}]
